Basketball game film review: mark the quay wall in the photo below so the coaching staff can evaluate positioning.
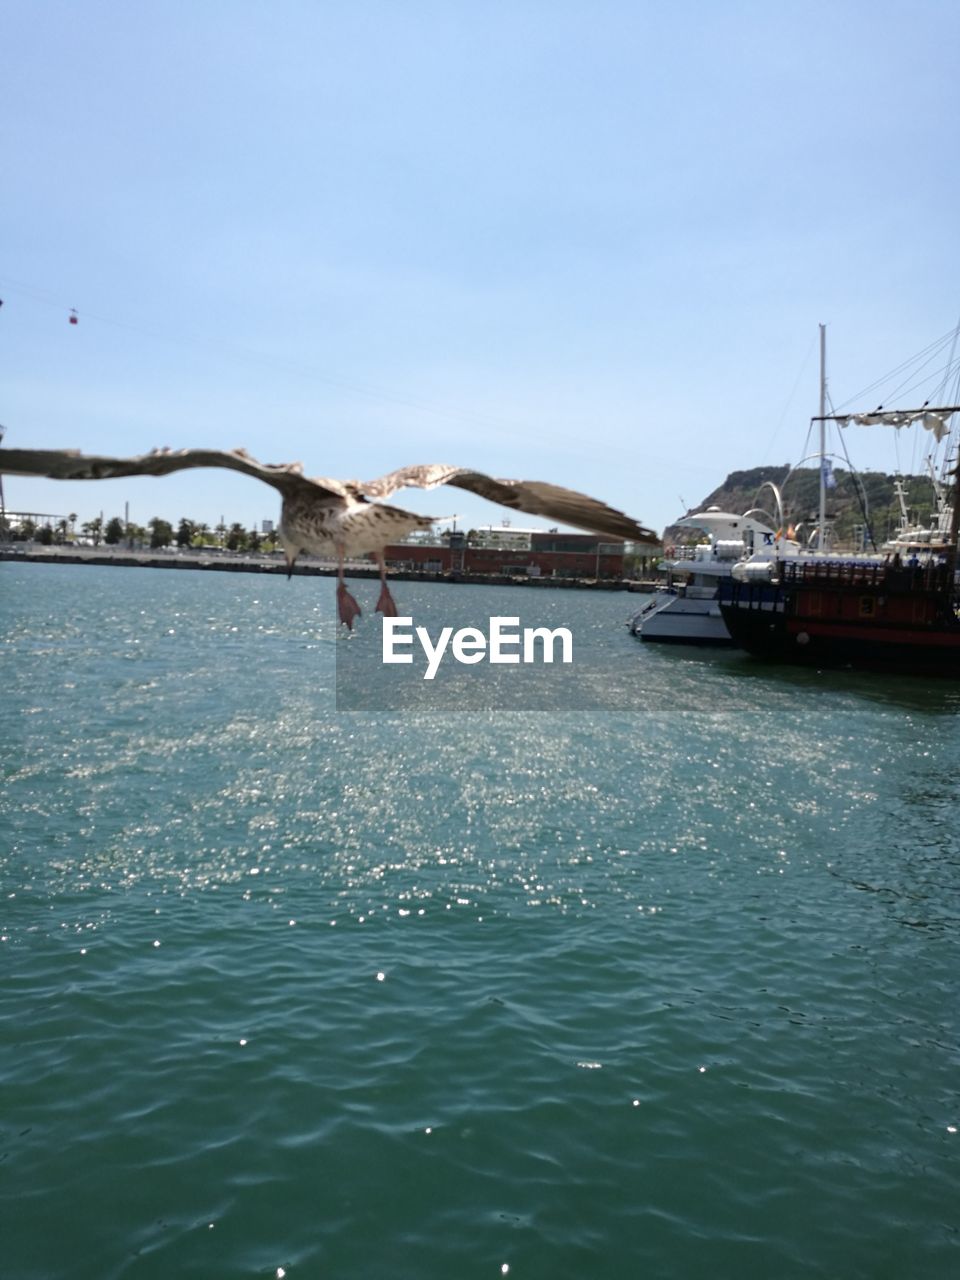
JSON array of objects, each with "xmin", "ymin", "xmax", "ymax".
[{"xmin": 0, "ymin": 546, "xmax": 659, "ymax": 592}]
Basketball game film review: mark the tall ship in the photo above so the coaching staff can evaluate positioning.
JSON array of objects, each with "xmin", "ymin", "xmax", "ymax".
[{"xmin": 719, "ymin": 404, "xmax": 960, "ymax": 673}]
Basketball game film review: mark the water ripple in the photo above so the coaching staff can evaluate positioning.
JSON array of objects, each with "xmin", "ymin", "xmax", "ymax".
[{"xmin": 3, "ymin": 565, "xmax": 960, "ymax": 1279}]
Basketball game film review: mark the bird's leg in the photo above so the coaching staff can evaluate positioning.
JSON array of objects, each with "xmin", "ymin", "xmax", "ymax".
[
  {"xmin": 373, "ymin": 551, "xmax": 399, "ymax": 617},
  {"xmin": 336, "ymin": 545, "xmax": 362, "ymax": 629}
]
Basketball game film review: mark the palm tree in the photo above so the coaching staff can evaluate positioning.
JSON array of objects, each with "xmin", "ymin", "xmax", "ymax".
[
  {"xmin": 226, "ymin": 522, "xmax": 247, "ymax": 552},
  {"xmin": 82, "ymin": 516, "xmax": 103, "ymax": 546}
]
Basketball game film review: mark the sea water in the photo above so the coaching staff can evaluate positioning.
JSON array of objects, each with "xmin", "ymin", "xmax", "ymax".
[{"xmin": 2, "ymin": 562, "xmax": 959, "ymax": 1279}]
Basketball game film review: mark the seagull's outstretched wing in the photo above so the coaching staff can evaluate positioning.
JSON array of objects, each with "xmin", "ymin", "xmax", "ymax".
[
  {"xmin": 356, "ymin": 464, "xmax": 658, "ymax": 543},
  {"xmin": 0, "ymin": 447, "xmax": 347, "ymax": 499}
]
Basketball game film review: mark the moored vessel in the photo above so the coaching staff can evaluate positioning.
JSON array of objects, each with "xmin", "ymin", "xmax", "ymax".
[
  {"xmin": 719, "ymin": 556, "xmax": 960, "ymax": 673},
  {"xmin": 719, "ymin": 403, "xmax": 960, "ymax": 673},
  {"xmin": 629, "ymin": 508, "xmax": 782, "ymax": 645}
]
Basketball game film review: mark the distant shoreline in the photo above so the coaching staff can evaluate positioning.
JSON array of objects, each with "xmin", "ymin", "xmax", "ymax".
[{"xmin": 1, "ymin": 545, "xmax": 658, "ymax": 592}]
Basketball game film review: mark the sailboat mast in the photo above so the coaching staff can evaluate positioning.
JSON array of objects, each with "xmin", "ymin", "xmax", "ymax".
[{"xmin": 818, "ymin": 323, "xmax": 827, "ymax": 551}]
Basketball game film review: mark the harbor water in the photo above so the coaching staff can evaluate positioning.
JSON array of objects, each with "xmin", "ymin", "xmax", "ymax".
[{"xmin": 3, "ymin": 562, "xmax": 959, "ymax": 1278}]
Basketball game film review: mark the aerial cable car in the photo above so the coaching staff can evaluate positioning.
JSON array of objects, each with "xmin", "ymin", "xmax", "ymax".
[{"xmin": 69, "ymin": 309, "xmax": 78, "ymax": 325}]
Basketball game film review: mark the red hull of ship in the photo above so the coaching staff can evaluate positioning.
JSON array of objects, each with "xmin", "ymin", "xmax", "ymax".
[{"xmin": 719, "ymin": 561, "xmax": 960, "ymax": 674}]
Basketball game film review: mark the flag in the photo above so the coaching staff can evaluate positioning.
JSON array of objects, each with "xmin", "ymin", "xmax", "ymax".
[{"xmin": 821, "ymin": 458, "xmax": 836, "ymax": 490}]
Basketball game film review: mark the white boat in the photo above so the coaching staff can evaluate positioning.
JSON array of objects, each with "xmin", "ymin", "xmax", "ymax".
[
  {"xmin": 878, "ymin": 473, "xmax": 953, "ymax": 562},
  {"xmin": 629, "ymin": 508, "xmax": 788, "ymax": 644}
]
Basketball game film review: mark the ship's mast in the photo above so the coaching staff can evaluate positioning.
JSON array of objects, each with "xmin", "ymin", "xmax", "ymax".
[{"xmin": 818, "ymin": 324, "xmax": 827, "ymax": 551}]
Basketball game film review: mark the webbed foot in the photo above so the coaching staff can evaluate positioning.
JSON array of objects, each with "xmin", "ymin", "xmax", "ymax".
[
  {"xmin": 376, "ymin": 582, "xmax": 399, "ymax": 617},
  {"xmin": 337, "ymin": 582, "xmax": 363, "ymax": 629}
]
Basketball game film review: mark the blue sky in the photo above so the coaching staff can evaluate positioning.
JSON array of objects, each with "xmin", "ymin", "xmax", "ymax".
[{"xmin": 3, "ymin": 1, "xmax": 959, "ymax": 535}]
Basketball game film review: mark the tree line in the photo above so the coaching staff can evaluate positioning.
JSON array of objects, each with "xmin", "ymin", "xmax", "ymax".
[{"xmin": 2, "ymin": 513, "xmax": 280, "ymax": 553}]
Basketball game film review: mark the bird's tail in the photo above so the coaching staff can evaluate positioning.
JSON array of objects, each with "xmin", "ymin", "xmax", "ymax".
[{"xmin": 347, "ymin": 502, "xmax": 437, "ymax": 554}]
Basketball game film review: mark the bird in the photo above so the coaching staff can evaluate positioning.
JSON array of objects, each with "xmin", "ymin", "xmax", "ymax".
[{"xmin": 0, "ymin": 445, "xmax": 659, "ymax": 626}]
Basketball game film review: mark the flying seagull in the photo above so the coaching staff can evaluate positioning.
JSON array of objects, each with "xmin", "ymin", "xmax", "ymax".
[{"xmin": 0, "ymin": 446, "xmax": 658, "ymax": 626}]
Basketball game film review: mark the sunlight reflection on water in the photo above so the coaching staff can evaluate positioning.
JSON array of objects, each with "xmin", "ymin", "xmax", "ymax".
[{"xmin": 3, "ymin": 563, "xmax": 960, "ymax": 1279}]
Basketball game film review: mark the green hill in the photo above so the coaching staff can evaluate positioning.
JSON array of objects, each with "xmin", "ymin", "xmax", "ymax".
[{"xmin": 674, "ymin": 465, "xmax": 940, "ymax": 548}]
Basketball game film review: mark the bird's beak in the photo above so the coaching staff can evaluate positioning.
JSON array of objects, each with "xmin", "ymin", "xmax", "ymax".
[{"xmin": 285, "ymin": 551, "xmax": 297, "ymax": 580}]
